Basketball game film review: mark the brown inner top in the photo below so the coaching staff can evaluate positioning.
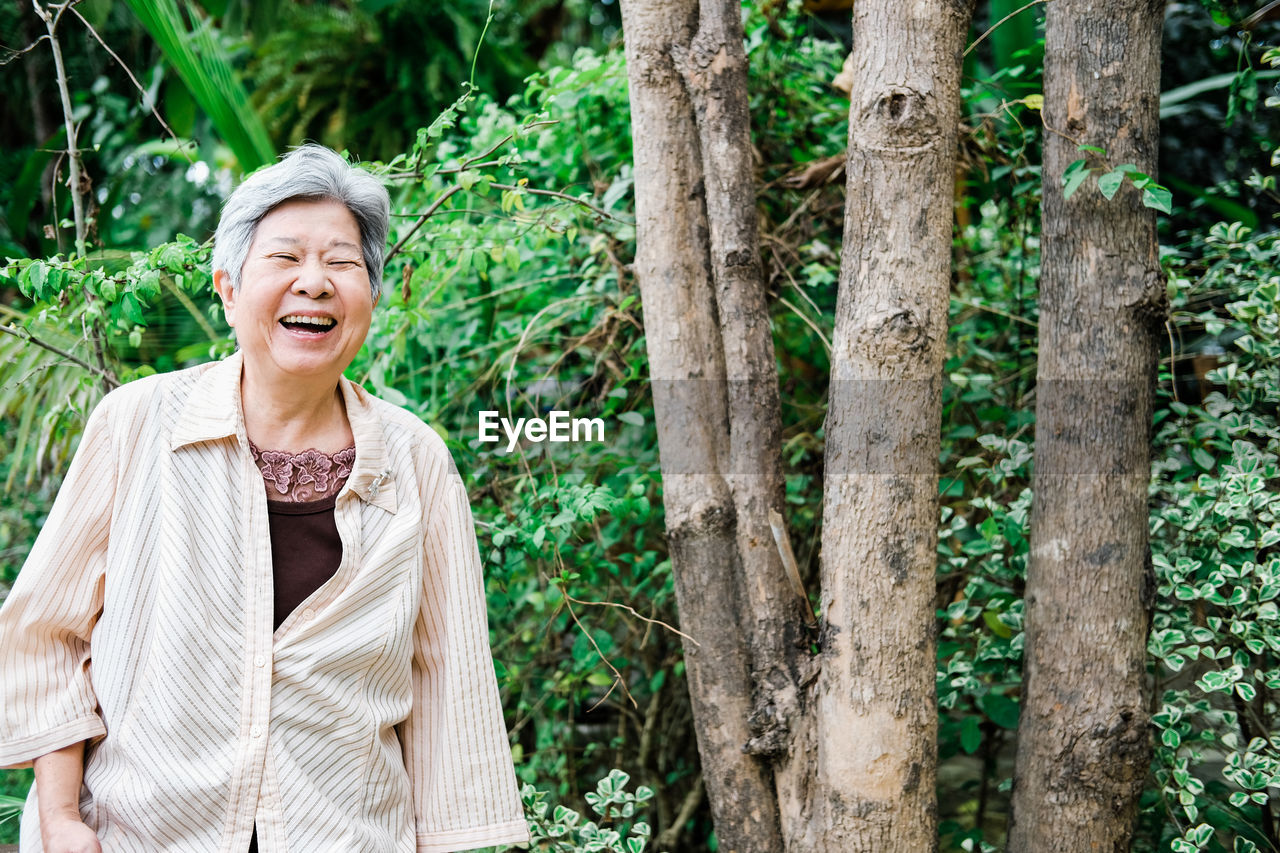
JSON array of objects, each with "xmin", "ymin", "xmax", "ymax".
[{"xmin": 249, "ymin": 442, "xmax": 354, "ymax": 631}]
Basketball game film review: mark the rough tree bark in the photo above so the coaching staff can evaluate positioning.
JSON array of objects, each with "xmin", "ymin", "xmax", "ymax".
[
  {"xmin": 622, "ymin": 0, "xmax": 975, "ymax": 847},
  {"xmin": 618, "ymin": 1, "xmax": 808, "ymax": 850},
  {"xmin": 676, "ymin": 0, "xmax": 815, "ymax": 810},
  {"xmin": 1008, "ymin": 2, "xmax": 1165, "ymax": 850},
  {"xmin": 813, "ymin": 0, "xmax": 972, "ymax": 850}
]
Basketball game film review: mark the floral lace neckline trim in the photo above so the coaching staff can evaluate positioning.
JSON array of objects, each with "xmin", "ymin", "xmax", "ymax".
[{"xmin": 249, "ymin": 441, "xmax": 356, "ymax": 503}]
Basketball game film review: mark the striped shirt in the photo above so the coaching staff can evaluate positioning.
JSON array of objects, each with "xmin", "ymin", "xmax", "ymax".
[{"xmin": 0, "ymin": 352, "xmax": 528, "ymax": 852}]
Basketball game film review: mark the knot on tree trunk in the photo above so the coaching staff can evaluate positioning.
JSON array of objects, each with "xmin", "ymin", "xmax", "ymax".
[
  {"xmin": 744, "ymin": 700, "xmax": 791, "ymax": 757},
  {"xmin": 667, "ymin": 499, "xmax": 737, "ymax": 544},
  {"xmin": 743, "ymin": 666, "xmax": 806, "ymax": 758},
  {"xmin": 881, "ymin": 307, "xmax": 932, "ymax": 352},
  {"xmin": 1052, "ymin": 706, "xmax": 1152, "ymax": 802},
  {"xmin": 849, "ymin": 305, "xmax": 936, "ymax": 367},
  {"xmin": 688, "ymin": 35, "xmax": 738, "ymax": 77},
  {"xmin": 630, "ymin": 44, "xmax": 684, "ymax": 89},
  {"xmin": 852, "ymin": 85, "xmax": 945, "ymax": 153},
  {"xmin": 1127, "ymin": 269, "xmax": 1169, "ymax": 332}
]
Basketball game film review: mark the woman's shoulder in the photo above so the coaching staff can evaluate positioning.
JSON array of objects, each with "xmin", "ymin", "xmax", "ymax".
[
  {"xmin": 350, "ymin": 383, "xmax": 457, "ymax": 473},
  {"xmin": 93, "ymin": 360, "xmax": 222, "ymax": 423}
]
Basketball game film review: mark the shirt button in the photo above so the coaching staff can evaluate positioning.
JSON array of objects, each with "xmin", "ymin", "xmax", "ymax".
[
  {"xmin": 250, "ymin": 725, "xmax": 262, "ymax": 738},
  {"xmin": 302, "ymin": 609, "xmax": 315, "ymax": 620},
  {"xmin": 254, "ymin": 655, "xmax": 266, "ymax": 667}
]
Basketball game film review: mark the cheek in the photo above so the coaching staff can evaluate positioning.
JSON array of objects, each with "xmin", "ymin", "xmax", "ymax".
[
  {"xmin": 348, "ymin": 310, "xmax": 373, "ymax": 339},
  {"xmin": 345, "ymin": 287, "xmax": 375, "ymax": 326}
]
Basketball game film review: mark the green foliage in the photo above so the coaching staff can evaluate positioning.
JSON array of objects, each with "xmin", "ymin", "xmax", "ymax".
[
  {"xmin": 513, "ymin": 769, "xmax": 658, "ymax": 853},
  {"xmin": 121, "ymin": 0, "xmax": 275, "ymax": 170},
  {"xmin": 0, "ymin": 767, "xmax": 31, "ymax": 842},
  {"xmin": 0, "ymin": 2, "xmax": 232, "ymax": 258},
  {"xmin": 936, "ymin": 192, "xmax": 1040, "ymax": 849},
  {"xmin": 0, "ymin": 794, "xmax": 24, "ymax": 830},
  {"xmin": 1062, "ymin": 145, "xmax": 1174, "ymax": 213},
  {"xmin": 243, "ymin": 0, "xmax": 616, "ymax": 162},
  {"xmin": 1160, "ymin": 4, "xmax": 1280, "ymax": 227},
  {"xmin": 1138, "ymin": 220, "xmax": 1280, "ymax": 852}
]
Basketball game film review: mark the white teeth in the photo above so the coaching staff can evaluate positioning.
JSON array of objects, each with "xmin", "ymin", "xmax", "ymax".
[{"xmin": 281, "ymin": 315, "xmax": 336, "ymax": 327}]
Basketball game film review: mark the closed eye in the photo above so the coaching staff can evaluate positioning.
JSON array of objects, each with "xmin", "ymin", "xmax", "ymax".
[
  {"xmin": 269, "ymin": 253, "xmax": 299, "ymax": 262},
  {"xmin": 328, "ymin": 259, "xmax": 361, "ymax": 267}
]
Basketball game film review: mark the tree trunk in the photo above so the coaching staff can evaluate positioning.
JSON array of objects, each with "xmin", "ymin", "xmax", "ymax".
[
  {"xmin": 618, "ymin": 1, "xmax": 805, "ymax": 850},
  {"xmin": 676, "ymin": 0, "xmax": 816, "ymax": 814},
  {"xmin": 813, "ymin": 0, "xmax": 972, "ymax": 850},
  {"xmin": 1008, "ymin": 2, "xmax": 1165, "ymax": 850}
]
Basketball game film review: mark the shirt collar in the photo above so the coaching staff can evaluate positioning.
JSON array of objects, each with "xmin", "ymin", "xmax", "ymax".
[{"xmin": 170, "ymin": 351, "xmax": 398, "ymax": 514}]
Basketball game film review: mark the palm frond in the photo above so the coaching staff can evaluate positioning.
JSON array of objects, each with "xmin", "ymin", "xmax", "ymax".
[
  {"xmin": 121, "ymin": 0, "xmax": 275, "ymax": 171},
  {"xmin": 0, "ymin": 792, "xmax": 26, "ymax": 825}
]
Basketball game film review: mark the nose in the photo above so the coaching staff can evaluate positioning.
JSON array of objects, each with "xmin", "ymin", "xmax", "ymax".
[{"xmin": 292, "ymin": 256, "xmax": 333, "ymax": 298}]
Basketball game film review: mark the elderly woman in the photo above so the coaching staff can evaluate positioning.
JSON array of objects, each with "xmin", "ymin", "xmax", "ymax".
[{"xmin": 0, "ymin": 145, "xmax": 528, "ymax": 853}]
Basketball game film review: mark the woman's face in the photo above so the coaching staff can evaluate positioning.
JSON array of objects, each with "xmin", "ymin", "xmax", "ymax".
[{"xmin": 214, "ymin": 197, "xmax": 377, "ymax": 389}]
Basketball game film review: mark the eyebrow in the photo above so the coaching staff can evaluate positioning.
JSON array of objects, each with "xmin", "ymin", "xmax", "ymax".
[{"xmin": 263, "ymin": 237, "xmax": 362, "ymax": 254}]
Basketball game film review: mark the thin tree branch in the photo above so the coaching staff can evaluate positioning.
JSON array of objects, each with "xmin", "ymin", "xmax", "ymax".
[
  {"xmin": 68, "ymin": 4, "xmax": 193, "ymax": 161},
  {"xmin": 34, "ymin": 0, "xmax": 114, "ymax": 392},
  {"xmin": 774, "ymin": 294, "xmax": 833, "ymax": 353},
  {"xmin": 654, "ymin": 776, "xmax": 704, "ymax": 851},
  {"xmin": 33, "ymin": 0, "xmax": 86, "ymax": 257},
  {"xmin": 388, "ymin": 121, "xmax": 560, "ymax": 182},
  {"xmin": 951, "ymin": 295, "xmax": 1039, "ymax": 327},
  {"xmin": 0, "ymin": 34, "xmax": 49, "ymax": 66},
  {"xmin": 562, "ymin": 591, "xmax": 699, "ymax": 646},
  {"xmin": 436, "ymin": 159, "xmax": 504, "ymax": 175},
  {"xmin": 459, "ymin": 124, "xmax": 548, "ymax": 170},
  {"xmin": 488, "ymin": 182, "xmax": 623, "ymax": 222},
  {"xmin": 384, "ymin": 185, "xmax": 463, "ymax": 262},
  {"xmin": 965, "ymin": 0, "xmax": 1051, "ymax": 57},
  {"xmin": 0, "ymin": 323, "xmax": 119, "ymax": 387},
  {"xmin": 561, "ymin": 593, "xmax": 638, "ymax": 710},
  {"xmin": 636, "ymin": 678, "xmax": 663, "ymax": 769}
]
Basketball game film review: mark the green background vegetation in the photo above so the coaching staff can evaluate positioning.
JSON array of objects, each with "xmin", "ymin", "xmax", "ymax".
[{"xmin": 1, "ymin": 1, "xmax": 1279, "ymax": 850}]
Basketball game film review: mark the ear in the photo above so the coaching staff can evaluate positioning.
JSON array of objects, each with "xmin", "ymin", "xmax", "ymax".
[{"xmin": 213, "ymin": 269, "xmax": 237, "ymax": 327}]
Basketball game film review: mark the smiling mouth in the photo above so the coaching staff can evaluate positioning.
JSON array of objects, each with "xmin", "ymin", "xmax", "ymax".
[{"xmin": 279, "ymin": 314, "xmax": 337, "ymax": 334}]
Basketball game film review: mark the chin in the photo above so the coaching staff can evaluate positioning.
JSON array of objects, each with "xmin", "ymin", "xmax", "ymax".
[
  {"xmin": 278, "ymin": 357, "xmax": 352, "ymax": 378},
  {"xmin": 241, "ymin": 349, "xmax": 348, "ymax": 381}
]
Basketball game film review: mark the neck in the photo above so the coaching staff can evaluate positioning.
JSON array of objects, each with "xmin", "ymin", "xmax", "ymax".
[{"xmin": 239, "ymin": 363, "xmax": 353, "ymax": 453}]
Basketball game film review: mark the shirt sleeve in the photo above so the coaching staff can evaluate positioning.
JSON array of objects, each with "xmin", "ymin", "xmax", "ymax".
[
  {"xmin": 398, "ymin": 469, "xmax": 529, "ymax": 853},
  {"xmin": 0, "ymin": 397, "xmax": 114, "ymax": 769}
]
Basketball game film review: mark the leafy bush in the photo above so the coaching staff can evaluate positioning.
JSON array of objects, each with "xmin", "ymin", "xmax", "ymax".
[
  {"xmin": 1139, "ymin": 220, "xmax": 1280, "ymax": 853},
  {"xmin": 510, "ymin": 768, "xmax": 659, "ymax": 853}
]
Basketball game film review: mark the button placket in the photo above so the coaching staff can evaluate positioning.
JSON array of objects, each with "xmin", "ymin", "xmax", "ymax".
[
  {"xmin": 252, "ymin": 452, "xmax": 273, "ymax": 744},
  {"xmin": 223, "ymin": 437, "xmax": 274, "ymax": 847}
]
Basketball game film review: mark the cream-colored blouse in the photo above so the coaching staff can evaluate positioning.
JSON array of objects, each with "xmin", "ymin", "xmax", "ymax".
[{"xmin": 0, "ymin": 351, "xmax": 528, "ymax": 852}]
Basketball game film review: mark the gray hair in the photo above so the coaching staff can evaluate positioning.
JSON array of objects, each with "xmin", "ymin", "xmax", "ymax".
[{"xmin": 212, "ymin": 144, "xmax": 391, "ymax": 302}]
